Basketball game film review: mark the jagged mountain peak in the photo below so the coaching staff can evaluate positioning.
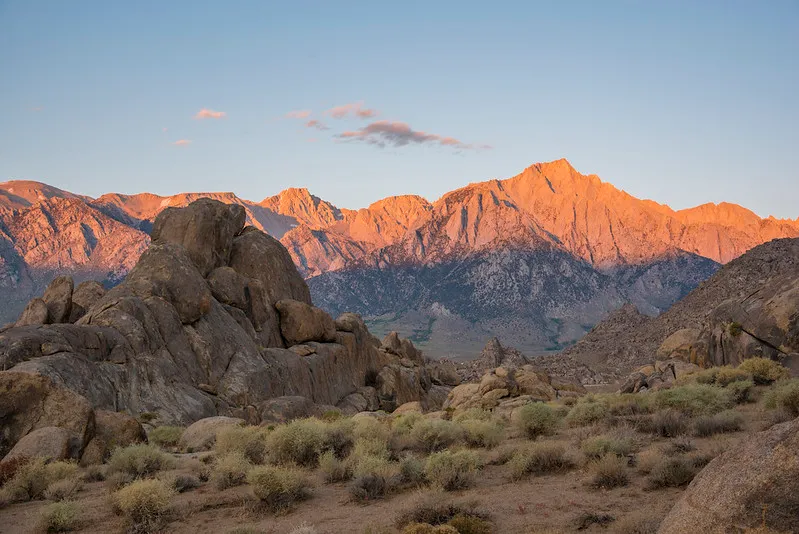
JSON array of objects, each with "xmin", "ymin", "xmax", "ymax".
[{"xmin": 0, "ymin": 180, "xmax": 86, "ymax": 211}]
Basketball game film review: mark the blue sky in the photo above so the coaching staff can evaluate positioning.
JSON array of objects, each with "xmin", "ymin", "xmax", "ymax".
[{"xmin": 1, "ymin": 1, "xmax": 797, "ymax": 217}]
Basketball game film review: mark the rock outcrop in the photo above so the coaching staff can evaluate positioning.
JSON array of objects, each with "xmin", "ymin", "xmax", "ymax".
[
  {"xmin": 0, "ymin": 199, "xmax": 442, "ymax": 463},
  {"xmin": 659, "ymin": 417, "xmax": 799, "ymax": 533}
]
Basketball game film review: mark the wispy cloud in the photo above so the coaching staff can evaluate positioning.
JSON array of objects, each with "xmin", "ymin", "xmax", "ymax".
[
  {"xmin": 326, "ymin": 101, "xmax": 378, "ymax": 119},
  {"xmin": 286, "ymin": 109, "xmax": 312, "ymax": 119},
  {"xmin": 337, "ymin": 120, "xmax": 489, "ymax": 150},
  {"xmin": 173, "ymin": 139, "xmax": 192, "ymax": 146},
  {"xmin": 305, "ymin": 119, "xmax": 329, "ymax": 131},
  {"xmin": 194, "ymin": 108, "xmax": 226, "ymax": 120}
]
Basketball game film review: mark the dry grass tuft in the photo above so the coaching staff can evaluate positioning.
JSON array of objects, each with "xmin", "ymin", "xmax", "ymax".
[
  {"xmin": 424, "ymin": 450, "xmax": 482, "ymax": 491},
  {"xmin": 247, "ymin": 465, "xmax": 311, "ymax": 513},
  {"xmin": 107, "ymin": 444, "xmax": 174, "ymax": 478},
  {"xmin": 590, "ymin": 454, "xmax": 629, "ymax": 489},
  {"xmin": 113, "ymin": 478, "xmax": 174, "ymax": 533},
  {"xmin": 508, "ymin": 442, "xmax": 572, "ymax": 480},
  {"xmin": 38, "ymin": 501, "xmax": 80, "ymax": 532}
]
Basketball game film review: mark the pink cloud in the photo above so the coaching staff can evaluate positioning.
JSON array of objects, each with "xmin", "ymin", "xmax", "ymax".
[
  {"xmin": 305, "ymin": 119, "xmax": 329, "ymax": 131},
  {"xmin": 337, "ymin": 120, "xmax": 489, "ymax": 150},
  {"xmin": 326, "ymin": 101, "xmax": 378, "ymax": 119},
  {"xmin": 173, "ymin": 139, "xmax": 192, "ymax": 146},
  {"xmin": 286, "ymin": 109, "xmax": 312, "ymax": 119},
  {"xmin": 194, "ymin": 108, "xmax": 226, "ymax": 120}
]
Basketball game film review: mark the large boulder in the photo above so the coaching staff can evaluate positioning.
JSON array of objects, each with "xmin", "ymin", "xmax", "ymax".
[
  {"xmin": 275, "ymin": 299, "xmax": 336, "ymax": 346},
  {"xmin": 3, "ymin": 427, "xmax": 73, "ymax": 462},
  {"xmin": 43, "ymin": 276, "xmax": 74, "ymax": 324},
  {"xmin": 0, "ymin": 371, "xmax": 95, "ymax": 459},
  {"xmin": 382, "ymin": 332, "xmax": 424, "ymax": 365},
  {"xmin": 658, "ymin": 417, "xmax": 799, "ymax": 533},
  {"xmin": 258, "ymin": 396, "xmax": 317, "ymax": 424},
  {"xmin": 80, "ymin": 410, "xmax": 146, "ymax": 465},
  {"xmin": 69, "ymin": 280, "xmax": 106, "ymax": 323},
  {"xmin": 207, "ymin": 266, "xmax": 248, "ymax": 309},
  {"xmin": 150, "ymin": 198, "xmax": 246, "ymax": 277},
  {"xmin": 178, "ymin": 416, "xmax": 245, "ymax": 452},
  {"xmin": 229, "ymin": 227, "xmax": 311, "ymax": 305},
  {"xmin": 15, "ymin": 298, "xmax": 49, "ymax": 326}
]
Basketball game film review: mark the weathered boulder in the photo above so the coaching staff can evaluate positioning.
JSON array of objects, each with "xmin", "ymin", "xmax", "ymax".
[
  {"xmin": 258, "ymin": 395, "xmax": 317, "ymax": 424},
  {"xmin": 515, "ymin": 367, "xmax": 557, "ymax": 401},
  {"xmin": 427, "ymin": 359, "xmax": 461, "ymax": 387},
  {"xmin": 42, "ymin": 276, "xmax": 74, "ymax": 324},
  {"xmin": 394, "ymin": 401, "xmax": 424, "ymax": 415},
  {"xmin": 68, "ymin": 280, "xmax": 106, "ymax": 323},
  {"xmin": 16, "ymin": 298, "xmax": 49, "ymax": 326},
  {"xmin": 206, "ymin": 266, "xmax": 248, "ymax": 309},
  {"xmin": 659, "ymin": 417, "xmax": 799, "ymax": 533},
  {"xmin": 382, "ymin": 332, "xmax": 424, "ymax": 365},
  {"xmin": 275, "ymin": 299, "xmax": 336, "ymax": 345},
  {"xmin": 656, "ymin": 328, "xmax": 701, "ymax": 361},
  {"xmin": 151, "ymin": 198, "xmax": 246, "ymax": 277},
  {"xmin": 443, "ymin": 383, "xmax": 481, "ymax": 411},
  {"xmin": 179, "ymin": 416, "xmax": 245, "ymax": 452},
  {"xmin": 229, "ymin": 227, "xmax": 311, "ymax": 305},
  {"xmin": 3, "ymin": 427, "xmax": 73, "ymax": 462},
  {"xmin": 81, "ymin": 410, "xmax": 146, "ymax": 465},
  {"xmin": 0, "ymin": 371, "xmax": 95, "ymax": 459}
]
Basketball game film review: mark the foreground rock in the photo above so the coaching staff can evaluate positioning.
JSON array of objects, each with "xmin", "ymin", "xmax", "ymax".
[
  {"xmin": 0, "ymin": 199, "xmax": 443, "ymax": 460},
  {"xmin": 659, "ymin": 417, "xmax": 799, "ymax": 533}
]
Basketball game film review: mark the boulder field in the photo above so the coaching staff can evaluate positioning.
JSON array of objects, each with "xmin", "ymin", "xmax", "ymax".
[{"xmin": 0, "ymin": 199, "xmax": 448, "ymax": 463}]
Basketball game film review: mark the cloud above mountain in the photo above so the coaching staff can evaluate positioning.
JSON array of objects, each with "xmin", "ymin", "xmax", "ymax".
[
  {"xmin": 306, "ymin": 120, "xmax": 329, "ymax": 130},
  {"xmin": 326, "ymin": 102, "xmax": 378, "ymax": 119},
  {"xmin": 172, "ymin": 139, "xmax": 192, "ymax": 146},
  {"xmin": 286, "ymin": 110, "xmax": 312, "ymax": 119},
  {"xmin": 338, "ymin": 120, "xmax": 488, "ymax": 150},
  {"xmin": 194, "ymin": 108, "xmax": 226, "ymax": 119}
]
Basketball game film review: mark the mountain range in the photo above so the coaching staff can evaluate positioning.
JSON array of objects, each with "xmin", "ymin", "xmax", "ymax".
[{"xmin": 2, "ymin": 159, "xmax": 797, "ymax": 358}]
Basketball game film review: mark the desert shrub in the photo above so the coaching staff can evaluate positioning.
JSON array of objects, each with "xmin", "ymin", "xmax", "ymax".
[
  {"xmin": 319, "ymin": 450, "xmax": 352, "ymax": 483},
  {"xmin": 267, "ymin": 419, "xmax": 326, "ymax": 467},
  {"xmin": 247, "ymin": 465, "xmax": 311, "ymax": 513},
  {"xmin": 739, "ymin": 358, "xmax": 790, "ymax": 385},
  {"xmin": 353, "ymin": 416, "xmax": 391, "ymax": 443},
  {"xmin": 148, "ymin": 426, "xmax": 183, "ymax": 448},
  {"xmin": 107, "ymin": 443, "xmax": 174, "ymax": 478},
  {"xmin": 82, "ymin": 465, "xmax": 106, "ymax": 482},
  {"xmin": 105, "ymin": 472, "xmax": 135, "ymax": 492},
  {"xmin": 452, "ymin": 408, "xmax": 493, "ymax": 423},
  {"xmin": 726, "ymin": 379, "xmax": 755, "ymax": 404},
  {"xmin": 485, "ymin": 443, "xmax": 518, "ymax": 466},
  {"xmin": 170, "ymin": 474, "xmax": 201, "ymax": 493},
  {"xmin": 763, "ymin": 379, "xmax": 799, "ymax": 416},
  {"xmin": 635, "ymin": 448, "xmax": 661, "ymax": 474},
  {"xmin": 349, "ymin": 473, "xmax": 390, "ymax": 502},
  {"xmin": 514, "ymin": 403, "xmax": 560, "ymax": 439},
  {"xmin": 508, "ymin": 442, "xmax": 572, "ymax": 480},
  {"xmin": 322, "ymin": 418, "xmax": 355, "ymax": 458},
  {"xmin": 4, "ymin": 459, "xmax": 78, "ymax": 501},
  {"xmin": 565, "ymin": 401, "xmax": 609, "ymax": 427},
  {"xmin": 216, "ymin": 426, "xmax": 268, "ymax": 464},
  {"xmin": 113, "ymin": 478, "xmax": 174, "ymax": 533},
  {"xmin": 289, "ymin": 523, "xmax": 318, "ymax": 534},
  {"xmin": 424, "ymin": 450, "xmax": 481, "ymax": 491},
  {"xmin": 393, "ymin": 412, "xmax": 425, "ymax": 435},
  {"xmin": 607, "ymin": 394, "xmax": 652, "ymax": 416},
  {"xmin": 690, "ymin": 367, "xmax": 720, "ymax": 385},
  {"xmin": 646, "ymin": 457, "xmax": 698, "ymax": 488},
  {"xmin": 401, "ymin": 525, "xmax": 458, "ymax": 534},
  {"xmin": 353, "ymin": 437, "xmax": 391, "ymax": 461},
  {"xmin": 612, "ymin": 512, "xmax": 661, "ymax": 534},
  {"xmin": 44, "ymin": 477, "xmax": 83, "ymax": 501},
  {"xmin": 398, "ymin": 455, "xmax": 426, "ymax": 487},
  {"xmin": 211, "ymin": 452, "xmax": 251, "ymax": 490},
  {"xmin": 39, "ymin": 501, "xmax": 79, "ymax": 532},
  {"xmin": 461, "ymin": 419, "xmax": 503, "ymax": 449},
  {"xmin": 714, "ymin": 367, "xmax": 752, "ymax": 387},
  {"xmin": 410, "ymin": 419, "xmax": 463, "ymax": 452},
  {"xmin": 693, "ymin": 410, "xmax": 744, "ymax": 437},
  {"xmin": 446, "ymin": 514, "xmax": 493, "ymax": 534},
  {"xmin": 581, "ymin": 432, "xmax": 635, "ymax": 460},
  {"xmin": 395, "ymin": 492, "xmax": 491, "ymax": 529},
  {"xmin": 653, "ymin": 384, "xmax": 734, "ymax": 415},
  {"xmin": 590, "ymin": 454, "xmax": 629, "ymax": 489},
  {"xmin": 0, "ymin": 455, "xmax": 31, "ymax": 486},
  {"xmin": 644, "ymin": 409, "xmax": 689, "ymax": 437}
]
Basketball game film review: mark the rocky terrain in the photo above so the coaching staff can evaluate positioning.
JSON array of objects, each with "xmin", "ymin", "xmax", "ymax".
[{"xmin": 2, "ymin": 160, "xmax": 798, "ymax": 357}]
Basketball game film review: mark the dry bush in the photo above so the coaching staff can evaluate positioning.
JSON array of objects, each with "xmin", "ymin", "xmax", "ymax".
[
  {"xmin": 148, "ymin": 426, "xmax": 183, "ymax": 448},
  {"xmin": 247, "ymin": 465, "xmax": 311, "ymax": 513},
  {"xmin": 4, "ymin": 459, "xmax": 78, "ymax": 502},
  {"xmin": 211, "ymin": 451, "xmax": 251, "ymax": 490},
  {"xmin": 215, "ymin": 425, "xmax": 268, "ymax": 464},
  {"xmin": 322, "ymin": 418, "xmax": 356, "ymax": 458},
  {"xmin": 693, "ymin": 409, "xmax": 744, "ymax": 437},
  {"xmin": 508, "ymin": 442, "xmax": 572, "ymax": 480},
  {"xmin": 105, "ymin": 472, "xmax": 135, "ymax": 492},
  {"xmin": 113, "ymin": 478, "xmax": 174, "ymax": 533},
  {"xmin": 565, "ymin": 401, "xmax": 609, "ymax": 427},
  {"xmin": 763, "ymin": 379, "xmax": 799, "ymax": 416},
  {"xmin": 319, "ymin": 450, "xmax": 352, "ymax": 483},
  {"xmin": 635, "ymin": 448, "xmax": 661, "ymax": 474},
  {"xmin": 514, "ymin": 403, "xmax": 560, "ymax": 439},
  {"xmin": 44, "ymin": 477, "xmax": 83, "ymax": 501},
  {"xmin": 446, "ymin": 514, "xmax": 492, "ymax": 534},
  {"xmin": 395, "ymin": 491, "xmax": 491, "ymax": 529},
  {"xmin": 653, "ymin": 384, "xmax": 734, "ymax": 416},
  {"xmin": 410, "ymin": 419, "xmax": 463, "ymax": 452},
  {"xmin": 738, "ymin": 358, "xmax": 790, "ymax": 385},
  {"xmin": 353, "ymin": 416, "xmax": 391, "ymax": 443},
  {"xmin": 485, "ymin": 443, "xmax": 518, "ymax": 466},
  {"xmin": 392, "ymin": 412, "xmax": 425, "ymax": 435},
  {"xmin": 611, "ymin": 511, "xmax": 661, "ymax": 534},
  {"xmin": 714, "ymin": 367, "xmax": 752, "ymax": 386},
  {"xmin": 727, "ymin": 380, "xmax": 755, "ymax": 404},
  {"xmin": 606, "ymin": 394, "xmax": 652, "ymax": 416},
  {"xmin": 107, "ymin": 443, "xmax": 174, "ymax": 478},
  {"xmin": 401, "ymin": 524, "xmax": 458, "ymax": 534},
  {"xmin": 289, "ymin": 523, "xmax": 318, "ymax": 534},
  {"xmin": 38, "ymin": 500, "xmax": 79, "ymax": 532},
  {"xmin": 424, "ymin": 450, "xmax": 481, "ymax": 491},
  {"xmin": 643, "ymin": 409, "xmax": 689, "ymax": 437},
  {"xmin": 452, "ymin": 408, "xmax": 493, "ymax": 423},
  {"xmin": 580, "ymin": 431, "xmax": 635, "ymax": 460},
  {"xmin": 0, "ymin": 455, "xmax": 31, "ymax": 486},
  {"xmin": 169, "ymin": 473, "xmax": 201, "ymax": 493},
  {"xmin": 460, "ymin": 419, "xmax": 503, "ymax": 449},
  {"xmin": 353, "ymin": 436, "xmax": 390, "ymax": 460},
  {"xmin": 82, "ymin": 465, "xmax": 106, "ymax": 482},
  {"xmin": 267, "ymin": 418, "xmax": 326, "ymax": 467},
  {"xmin": 590, "ymin": 454, "xmax": 629, "ymax": 489},
  {"xmin": 398, "ymin": 455, "xmax": 426, "ymax": 487},
  {"xmin": 646, "ymin": 456, "xmax": 698, "ymax": 489}
]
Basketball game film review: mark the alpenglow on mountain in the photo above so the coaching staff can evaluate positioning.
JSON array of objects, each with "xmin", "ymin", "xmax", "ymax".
[{"xmin": 2, "ymin": 159, "xmax": 797, "ymax": 358}]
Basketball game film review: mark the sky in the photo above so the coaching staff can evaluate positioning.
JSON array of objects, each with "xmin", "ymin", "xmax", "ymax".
[{"xmin": 0, "ymin": 1, "xmax": 797, "ymax": 218}]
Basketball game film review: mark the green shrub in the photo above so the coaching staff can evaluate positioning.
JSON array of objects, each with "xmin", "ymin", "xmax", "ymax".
[
  {"xmin": 39, "ymin": 501, "xmax": 79, "ymax": 532},
  {"xmin": 647, "ymin": 457, "xmax": 698, "ymax": 489},
  {"xmin": 508, "ymin": 442, "xmax": 572, "ymax": 480},
  {"xmin": 353, "ymin": 436, "xmax": 391, "ymax": 460},
  {"xmin": 452, "ymin": 408, "xmax": 493, "ymax": 423},
  {"xmin": 738, "ymin": 358, "xmax": 790, "ymax": 385},
  {"xmin": 267, "ymin": 419, "xmax": 326, "ymax": 467},
  {"xmin": 460, "ymin": 419, "xmax": 503, "ymax": 449},
  {"xmin": 349, "ymin": 473, "xmax": 390, "ymax": 503},
  {"xmin": 107, "ymin": 444, "xmax": 174, "ymax": 478},
  {"xmin": 113, "ymin": 478, "xmax": 174, "ymax": 533},
  {"xmin": 645, "ymin": 409, "xmax": 689, "ymax": 437},
  {"xmin": 693, "ymin": 410, "xmax": 744, "ymax": 437},
  {"xmin": 581, "ymin": 433, "xmax": 635, "ymax": 460},
  {"xmin": 148, "ymin": 426, "xmax": 183, "ymax": 448},
  {"xmin": 424, "ymin": 450, "xmax": 481, "ymax": 491},
  {"xmin": 398, "ymin": 455, "xmax": 426, "ymax": 487},
  {"xmin": 565, "ymin": 401, "xmax": 608, "ymax": 427},
  {"xmin": 353, "ymin": 416, "xmax": 391, "ymax": 443},
  {"xmin": 606, "ymin": 394, "xmax": 652, "ymax": 416},
  {"xmin": 763, "ymin": 379, "xmax": 799, "ymax": 416},
  {"xmin": 726, "ymin": 379, "xmax": 755, "ymax": 404},
  {"xmin": 392, "ymin": 412, "xmax": 425, "ymax": 435},
  {"xmin": 714, "ymin": 367, "xmax": 751, "ymax": 386},
  {"xmin": 653, "ymin": 384, "xmax": 734, "ymax": 415},
  {"xmin": 590, "ymin": 454, "xmax": 629, "ymax": 489},
  {"xmin": 170, "ymin": 474, "xmax": 201, "ymax": 493},
  {"xmin": 319, "ymin": 450, "xmax": 352, "ymax": 483},
  {"xmin": 394, "ymin": 494, "xmax": 491, "ymax": 529},
  {"xmin": 247, "ymin": 465, "xmax": 311, "ymax": 513},
  {"xmin": 4, "ymin": 459, "xmax": 78, "ymax": 501},
  {"xmin": 410, "ymin": 419, "xmax": 463, "ymax": 452},
  {"xmin": 446, "ymin": 514, "xmax": 493, "ymax": 534},
  {"xmin": 321, "ymin": 418, "xmax": 355, "ymax": 459},
  {"xmin": 105, "ymin": 472, "xmax": 135, "ymax": 492},
  {"xmin": 514, "ymin": 403, "xmax": 560, "ymax": 439},
  {"xmin": 211, "ymin": 452, "xmax": 251, "ymax": 490},
  {"xmin": 44, "ymin": 477, "xmax": 83, "ymax": 501},
  {"xmin": 215, "ymin": 426, "xmax": 267, "ymax": 464}
]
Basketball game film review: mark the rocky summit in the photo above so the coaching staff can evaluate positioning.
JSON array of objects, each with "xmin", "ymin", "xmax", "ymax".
[{"xmin": 0, "ymin": 199, "xmax": 448, "ymax": 462}]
